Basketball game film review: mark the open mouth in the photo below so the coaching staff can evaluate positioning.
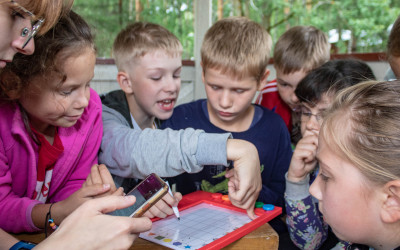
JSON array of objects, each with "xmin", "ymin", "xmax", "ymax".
[{"xmin": 158, "ymin": 99, "xmax": 175, "ymax": 110}]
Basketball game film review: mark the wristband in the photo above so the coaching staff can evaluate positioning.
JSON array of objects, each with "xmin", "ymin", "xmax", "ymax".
[
  {"xmin": 9, "ymin": 241, "xmax": 36, "ymax": 250},
  {"xmin": 45, "ymin": 203, "xmax": 58, "ymax": 238}
]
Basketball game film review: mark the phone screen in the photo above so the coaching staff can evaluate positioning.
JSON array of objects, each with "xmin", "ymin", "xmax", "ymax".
[{"xmin": 109, "ymin": 174, "xmax": 166, "ymax": 217}]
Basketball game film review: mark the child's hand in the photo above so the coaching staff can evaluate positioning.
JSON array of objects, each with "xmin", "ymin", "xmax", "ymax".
[
  {"xmin": 53, "ymin": 183, "xmax": 114, "ymax": 222},
  {"xmin": 287, "ymin": 132, "xmax": 319, "ymax": 183},
  {"xmin": 38, "ymin": 196, "xmax": 152, "ymax": 250},
  {"xmin": 226, "ymin": 139, "xmax": 261, "ymax": 219},
  {"xmin": 143, "ymin": 192, "xmax": 182, "ymax": 219},
  {"xmin": 83, "ymin": 164, "xmax": 119, "ymax": 197}
]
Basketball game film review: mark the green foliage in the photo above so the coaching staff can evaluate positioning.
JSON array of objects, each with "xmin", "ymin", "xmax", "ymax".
[{"xmin": 73, "ymin": 0, "xmax": 400, "ymax": 58}]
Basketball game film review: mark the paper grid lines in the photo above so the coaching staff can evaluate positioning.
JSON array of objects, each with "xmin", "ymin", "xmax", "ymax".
[{"xmin": 139, "ymin": 203, "xmax": 253, "ymax": 249}]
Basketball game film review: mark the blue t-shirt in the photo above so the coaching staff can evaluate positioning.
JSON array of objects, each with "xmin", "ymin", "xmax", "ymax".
[{"xmin": 162, "ymin": 99, "xmax": 292, "ymax": 208}]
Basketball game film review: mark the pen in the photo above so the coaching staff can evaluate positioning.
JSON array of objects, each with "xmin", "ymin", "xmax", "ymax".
[{"xmin": 165, "ymin": 181, "xmax": 180, "ymax": 220}]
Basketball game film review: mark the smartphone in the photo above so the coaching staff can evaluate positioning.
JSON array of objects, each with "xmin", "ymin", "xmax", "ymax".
[{"xmin": 110, "ymin": 173, "xmax": 168, "ymax": 217}]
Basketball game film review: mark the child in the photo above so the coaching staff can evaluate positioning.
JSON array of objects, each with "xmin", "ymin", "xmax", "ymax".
[
  {"xmin": 284, "ymin": 59, "xmax": 376, "ymax": 249},
  {"xmin": 386, "ymin": 14, "xmax": 400, "ymax": 80},
  {"xmin": 255, "ymin": 26, "xmax": 330, "ymax": 143},
  {"xmin": 162, "ymin": 17, "xmax": 292, "ymax": 232},
  {"xmin": 309, "ymin": 80, "xmax": 400, "ymax": 249},
  {"xmin": 98, "ymin": 22, "xmax": 262, "ymax": 218},
  {"xmin": 0, "ymin": 10, "xmax": 123, "ymax": 233}
]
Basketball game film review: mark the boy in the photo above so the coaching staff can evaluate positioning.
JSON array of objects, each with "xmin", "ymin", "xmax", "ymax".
[
  {"xmin": 162, "ymin": 17, "xmax": 292, "ymax": 231},
  {"xmin": 98, "ymin": 22, "xmax": 262, "ymax": 218},
  {"xmin": 255, "ymin": 26, "xmax": 330, "ymax": 142},
  {"xmin": 284, "ymin": 59, "xmax": 375, "ymax": 249}
]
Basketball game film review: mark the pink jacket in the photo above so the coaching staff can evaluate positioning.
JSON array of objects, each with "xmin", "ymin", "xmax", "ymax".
[{"xmin": 0, "ymin": 89, "xmax": 103, "ymax": 233}]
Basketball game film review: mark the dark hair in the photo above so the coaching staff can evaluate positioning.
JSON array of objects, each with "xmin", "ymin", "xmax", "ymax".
[
  {"xmin": 387, "ymin": 15, "xmax": 400, "ymax": 59},
  {"xmin": 0, "ymin": 10, "xmax": 95, "ymax": 101},
  {"xmin": 295, "ymin": 59, "xmax": 376, "ymax": 106}
]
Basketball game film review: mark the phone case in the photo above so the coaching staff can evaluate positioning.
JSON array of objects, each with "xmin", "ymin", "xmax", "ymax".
[{"xmin": 131, "ymin": 174, "xmax": 169, "ymax": 218}]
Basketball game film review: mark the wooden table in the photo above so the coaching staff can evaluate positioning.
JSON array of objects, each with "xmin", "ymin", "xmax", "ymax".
[{"xmin": 14, "ymin": 223, "xmax": 278, "ymax": 249}]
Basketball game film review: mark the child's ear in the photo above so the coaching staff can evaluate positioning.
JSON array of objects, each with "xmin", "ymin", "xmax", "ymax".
[
  {"xmin": 117, "ymin": 72, "xmax": 133, "ymax": 94},
  {"xmin": 381, "ymin": 180, "xmax": 400, "ymax": 223},
  {"xmin": 200, "ymin": 61, "xmax": 205, "ymax": 84},
  {"xmin": 257, "ymin": 69, "xmax": 270, "ymax": 91}
]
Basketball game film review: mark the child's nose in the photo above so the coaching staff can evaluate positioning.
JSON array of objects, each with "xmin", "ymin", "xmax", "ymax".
[
  {"xmin": 291, "ymin": 92, "xmax": 299, "ymax": 105},
  {"xmin": 309, "ymin": 174, "xmax": 323, "ymax": 200},
  {"xmin": 306, "ymin": 115, "xmax": 320, "ymax": 131},
  {"xmin": 219, "ymin": 91, "xmax": 232, "ymax": 108},
  {"xmin": 164, "ymin": 77, "xmax": 180, "ymax": 93},
  {"xmin": 76, "ymin": 88, "xmax": 90, "ymax": 109}
]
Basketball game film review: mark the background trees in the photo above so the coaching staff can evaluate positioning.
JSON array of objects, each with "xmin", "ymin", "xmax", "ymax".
[{"xmin": 73, "ymin": 0, "xmax": 400, "ymax": 59}]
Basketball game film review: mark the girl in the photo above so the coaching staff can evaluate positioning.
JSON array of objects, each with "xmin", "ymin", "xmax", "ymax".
[
  {"xmin": 285, "ymin": 59, "xmax": 376, "ymax": 249},
  {"xmin": 310, "ymin": 80, "xmax": 400, "ymax": 249},
  {"xmin": 0, "ymin": 10, "xmax": 116, "ymax": 233}
]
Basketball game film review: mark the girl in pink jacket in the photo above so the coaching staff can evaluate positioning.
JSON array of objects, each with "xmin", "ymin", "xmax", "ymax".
[{"xmin": 0, "ymin": 10, "xmax": 108, "ymax": 233}]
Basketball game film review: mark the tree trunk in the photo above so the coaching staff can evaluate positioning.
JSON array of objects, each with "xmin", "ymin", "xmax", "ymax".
[
  {"xmin": 135, "ymin": 0, "xmax": 142, "ymax": 21},
  {"xmin": 217, "ymin": 0, "xmax": 223, "ymax": 20}
]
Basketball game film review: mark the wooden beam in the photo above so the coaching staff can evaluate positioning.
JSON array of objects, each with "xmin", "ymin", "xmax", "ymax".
[{"xmin": 194, "ymin": 0, "xmax": 212, "ymax": 100}]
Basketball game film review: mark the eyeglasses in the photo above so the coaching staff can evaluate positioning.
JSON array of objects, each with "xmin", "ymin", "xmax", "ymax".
[
  {"xmin": 293, "ymin": 106, "xmax": 324, "ymax": 122},
  {"xmin": 300, "ymin": 111, "xmax": 323, "ymax": 122},
  {"xmin": 5, "ymin": 0, "xmax": 45, "ymax": 49}
]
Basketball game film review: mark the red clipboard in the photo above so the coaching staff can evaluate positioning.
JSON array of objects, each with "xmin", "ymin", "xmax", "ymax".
[{"xmin": 141, "ymin": 191, "xmax": 282, "ymax": 250}]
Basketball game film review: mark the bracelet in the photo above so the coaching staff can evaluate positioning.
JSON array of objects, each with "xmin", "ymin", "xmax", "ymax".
[
  {"xmin": 44, "ymin": 203, "xmax": 58, "ymax": 238},
  {"xmin": 9, "ymin": 241, "xmax": 36, "ymax": 250}
]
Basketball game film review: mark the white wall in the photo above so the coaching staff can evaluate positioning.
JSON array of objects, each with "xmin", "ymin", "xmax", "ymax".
[{"xmin": 91, "ymin": 60, "xmax": 390, "ymax": 106}]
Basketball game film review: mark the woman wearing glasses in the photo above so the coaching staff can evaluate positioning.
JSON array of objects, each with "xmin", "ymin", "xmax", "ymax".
[
  {"xmin": 0, "ymin": 0, "xmax": 73, "ymax": 68},
  {"xmin": 0, "ymin": 2, "xmax": 147, "ymax": 250}
]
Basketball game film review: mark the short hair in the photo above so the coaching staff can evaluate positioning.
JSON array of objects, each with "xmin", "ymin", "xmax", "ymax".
[
  {"xmin": 0, "ymin": 10, "xmax": 95, "ymax": 101},
  {"xmin": 295, "ymin": 59, "xmax": 376, "ymax": 106},
  {"xmin": 387, "ymin": 15, "xmax": 400, "ymax": 59},
  {"xmin": 273, "ymin": 26, "xmax": 330, "ymax": 74},
  {"xmin": 113, "ymin": 22, "xmax": 182, "ymax": 71},
  {"xmin": 321, "ymin": 80, "xmax": 400, "ymax": 185},
  {"xmin": 201, "ymin": 16, "xmax": 272, "ymax": 83},
  {"xmin": 24, "ymin": 0, "xmax": 74, "ymax": 35}
]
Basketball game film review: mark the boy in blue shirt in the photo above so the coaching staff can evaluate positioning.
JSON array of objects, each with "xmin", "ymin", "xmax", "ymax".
[{"xmin": 162, "ymin": 17, "xmax": 292, "ymax": 231}]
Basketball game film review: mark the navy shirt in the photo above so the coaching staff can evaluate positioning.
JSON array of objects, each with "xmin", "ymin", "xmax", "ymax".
[{"xmin": 162, "ymin": 99, "xmax": 292, "ymax": 208}]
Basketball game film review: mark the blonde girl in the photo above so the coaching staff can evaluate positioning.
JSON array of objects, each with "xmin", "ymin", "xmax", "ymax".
[{"xmin": 310, "ymin": 80, "xmax": 400, "ymax": 249}]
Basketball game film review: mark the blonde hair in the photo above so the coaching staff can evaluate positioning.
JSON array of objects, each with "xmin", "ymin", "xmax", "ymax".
[
  {"xmin": 112, "ymin": 22, "xmax": 182, "ymax": 71},
  {"xmin": 274, "ymin": 26, "xmax": 330, "ymax": 74},
  {"xmin": 201, "ymin": 16, "xmax": 272, "ymax": 83},
  {"xmin": 321, "ymin": 80, "xmax": 400, "ymax": 185},
  {"xmin": 23, "ymin": 0, "xmax": 74, "ymax": 35}
]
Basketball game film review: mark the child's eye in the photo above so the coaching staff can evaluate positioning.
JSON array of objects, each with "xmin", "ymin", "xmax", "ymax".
[
  {"xmin": 60, "ymin": 90, "xmax": 72, "ymax": 96},
  {"xmin": 319, "ymin": 173, "xmax": 329, "ymax": 182},
  {"xmin": 235, "ymin": 89, "xmax": 244, "ymax": 94},
  {"xmin": 211, "ymin": 85, "xmax": 220, "ymax": 90},
  {"xmin": 151, "ymin": 77, "xmax": 161, "ymax": 81},
  {"xmin": 173, "ymin": 74, "xmax": 181, "ymax": 79}
]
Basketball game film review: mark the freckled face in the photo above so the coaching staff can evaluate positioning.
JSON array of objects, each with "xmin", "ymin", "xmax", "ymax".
[
  {"xmin": 309, "ymin": 135, "xmax": 382, "ymax": 244},
  {"xmin": 19, "ymin": 48, "xmax": 96, "ymax": 134}
]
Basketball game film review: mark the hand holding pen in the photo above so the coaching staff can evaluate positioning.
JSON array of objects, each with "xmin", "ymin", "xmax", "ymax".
[{"xmin": 166, "ymin": 181, "xmax": 181, "ymax": 220}]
